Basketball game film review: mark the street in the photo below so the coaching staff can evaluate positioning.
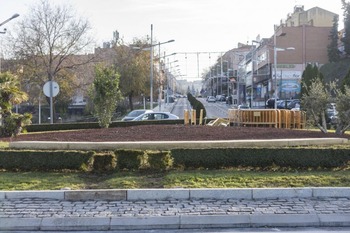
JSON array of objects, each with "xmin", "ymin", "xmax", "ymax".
[{"xmin": 171, "ymin": 97, "xmax": 231, "ymax": 119}]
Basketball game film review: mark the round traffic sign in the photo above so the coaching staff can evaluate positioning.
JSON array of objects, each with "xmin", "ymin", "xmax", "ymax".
[{"xmin": 43, "ymin": 81, "xmax": 60, "ymax": 97}]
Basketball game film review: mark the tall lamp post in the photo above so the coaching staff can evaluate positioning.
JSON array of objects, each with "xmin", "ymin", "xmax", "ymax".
[
  {"xmin": 158, "ymin": 53, "xmax": 176, "ymax": 111},
  {"xmin": 273, "ymin": 26, "xmax": 295, "ymax": 109},
  {"xmin": 149, "ymin": 25, "xmax": 175, "ymax": 109},
  {"xmin": 0, "ymin": 14, "xmax": 20, "ymax": 73}
]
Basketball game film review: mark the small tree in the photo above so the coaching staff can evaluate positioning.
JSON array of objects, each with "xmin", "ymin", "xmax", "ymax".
[
  {"xmin": 0, "ymin": 72, "xmax": 31, "ymax": 137},
  {"xmin": 90, "ymin": 65, "xmax": 121, "ymax": 128},
  {"xmin": 334, "ymin": 85, "xmax": 350, "ymax": 134},
  {"xmin": 342, "ymin": 0, "xmax": 350, "ymax": 56},
  {"xmin": 327, "ymin": 15, "xmax": 341, "ymax": 62},
  {"xmin": 301, "ymin": 78, "xmax": 330, "ymax": 133},
  {"xmin": 300, "ymin": 64, "xmax": 322, "ymax": 98}
]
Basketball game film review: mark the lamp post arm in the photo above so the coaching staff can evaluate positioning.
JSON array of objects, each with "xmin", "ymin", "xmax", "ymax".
[{"xmin": 0, "ymin": 14, "xmax": 20, "ymax": 27}]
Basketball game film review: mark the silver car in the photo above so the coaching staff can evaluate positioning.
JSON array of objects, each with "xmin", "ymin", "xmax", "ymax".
[
  {"xmin": 122, "ymin": 109, "xmax": 153, "ymax": 121},
  {"xmin": 132, "ymin": 112, "xmax": 179, "ymax": 121}
]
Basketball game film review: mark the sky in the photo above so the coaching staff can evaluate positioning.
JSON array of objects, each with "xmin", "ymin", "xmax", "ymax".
[{"xmin": 0, "ymin": 0, "xmax": 345, "ymax": 81}]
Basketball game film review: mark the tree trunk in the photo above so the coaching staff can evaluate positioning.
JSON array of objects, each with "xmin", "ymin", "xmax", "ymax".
[{"xmin": 128, "ymin": 94, "xmax": 134, "ymax": 110}]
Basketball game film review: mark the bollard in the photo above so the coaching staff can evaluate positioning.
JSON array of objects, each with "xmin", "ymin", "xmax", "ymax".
[
  {"xmin": 191, "ymin": 109, "xmax": 196, "ymax": 125},
  {"xmin": 184, "ymin": 110, "xmax": 190, "ymax": 125},
  {"xmin": 199, "ymin": 109, "xmax": 203, "ymax": 125}
]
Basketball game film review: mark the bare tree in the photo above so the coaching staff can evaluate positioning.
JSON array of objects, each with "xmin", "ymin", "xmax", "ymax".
[{"xmin": 7, "ymin": 0, "xmax": 95, "ymax": 121}]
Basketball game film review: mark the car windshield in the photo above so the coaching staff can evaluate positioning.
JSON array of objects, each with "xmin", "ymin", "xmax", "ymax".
[{"xmin": 127, "ymin": 110, "xmax": 145, "ymax": 117}]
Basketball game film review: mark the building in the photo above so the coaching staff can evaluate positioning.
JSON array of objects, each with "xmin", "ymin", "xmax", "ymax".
[{"xmin": 242, "ymin": 5, "xmax": 338, "ymax": 107}]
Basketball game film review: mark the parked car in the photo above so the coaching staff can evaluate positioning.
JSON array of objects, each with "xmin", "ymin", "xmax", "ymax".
[
  {"xmin": 132, "ymin": 112, "xmax": 179, "ymax": 121},
  {"xmin": 215, "ymin": 95, "xmax": 226, "ymax": 101},
  {"xmin": 207, "ymin": 96, "xmax": 216, "ymax": 103},
  {"xmin": 226, "ymin": 95, "xmax": 233, "ymax": 104},
  {"xmin": 238, "ymin": 104, "xmax": 250, "ymax": 109},
  {"xmin": 326, "ymin": 107, "xmax": 338, "ymax": 128},
  {"xmin": 266, "ymin": 98, "xmax": 278, "ymax": 108},
  {"xmin": 286, "ymin": 99, "xmax": 300, "ymax": 109},
  {"xmin": 121, "ymin": 109, "xmax": 153, "ymax": 121},
  {"xmin": 277, "ymin": 100, "xmax": 292, "ymax": 109}
]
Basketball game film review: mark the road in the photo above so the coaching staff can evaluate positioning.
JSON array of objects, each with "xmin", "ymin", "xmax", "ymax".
[
  {"xmin": 171, "ymin": 97, "xmax": 231, "ymax": 119},
  {"xmin": 171, "ymin": 97, "xmax": 192, "ymax": 119}
]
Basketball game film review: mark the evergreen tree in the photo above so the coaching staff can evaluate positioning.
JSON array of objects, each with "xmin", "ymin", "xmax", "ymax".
[
  {"xmin": 341, "ymin": 0, "xmax": 350, "ymax": 56},
  {"xmin": 300, "ymin": 64, "xmax": 324, "ymax": 99},
  {"xmin": 327, "ymin": 15, "xmax": 341, "ymax": 62},
  {"xmin": 90, "ymin": 65, "xmax": 122, "ymax": 128},
  {"xmin": 301, "ymin": 64, "xmax": 322, "ymax": 97},
  {"xmin": 0, "ymin": 72, "xmax": 31, "ymax": 137},
  {"xmin": 341, "ymin": 67, "xmax": 350, "ymax": 92}
]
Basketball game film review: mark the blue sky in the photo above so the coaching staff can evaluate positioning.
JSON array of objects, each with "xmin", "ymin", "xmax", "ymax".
[{"xmin": 0, "ymin": 0, "xmax": 345, "ymax": 80}]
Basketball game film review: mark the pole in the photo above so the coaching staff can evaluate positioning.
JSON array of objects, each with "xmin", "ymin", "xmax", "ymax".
[
  {"xmin": 158, "ymin": 43, "xmax": 161, "ymax": 111},
  {"xmin": 150, "ymin": 24, "xmax": 154, "ymax": 109},
  {"xmin": 273, "ymin": 25, "xmax": 278, "ymax": 109},
  {"xmin": 237, "ymin": 63, "xmax": 240, "ymax": 105},
  {"xmin": 251, "ymin": 44, "xmax": 255, "ymax": 108},
  {"xmin": 38, "ymin": 92, "xmax": 41, "ymax": 124},
  {"xmin": 220, "ymin": 53, "xmax": 223, "ymax": 95},
  {"xmin": 49, "ymin": 76, "xmax": 53, "ymax": 124}
]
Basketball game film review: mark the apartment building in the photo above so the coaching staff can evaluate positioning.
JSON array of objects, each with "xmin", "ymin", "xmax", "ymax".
[{"xmin": 241, "ymin": 5, "xmax": 338, "ymax": 107}]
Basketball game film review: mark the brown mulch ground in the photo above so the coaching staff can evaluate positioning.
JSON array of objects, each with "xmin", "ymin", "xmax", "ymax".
[{"xmin": 3, "ymin": 125, "xmax": 350, "ymax": 142}]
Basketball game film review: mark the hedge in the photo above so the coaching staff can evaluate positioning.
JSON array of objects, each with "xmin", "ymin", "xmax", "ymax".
[
  {"xmin": 1, "ymin": 148, "xmax": 349, "ymax": 172},
  {"xmin": 0, "ymin": 150, "xmax": 94, "ymax": 171},
  {"xmin": 170, "ymin": 148, "xmax": 350, "ymax": 169}
]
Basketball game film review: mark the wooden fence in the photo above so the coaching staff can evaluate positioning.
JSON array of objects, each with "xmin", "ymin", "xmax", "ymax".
[{"xmin": 228, "ymin": 109, "xmax": 306, "ymax": 129}]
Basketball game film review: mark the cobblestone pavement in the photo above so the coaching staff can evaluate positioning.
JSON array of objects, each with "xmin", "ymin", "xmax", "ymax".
[{"xmin": 1, "ymin": 197, "xmax": 350, "ymax": 218}]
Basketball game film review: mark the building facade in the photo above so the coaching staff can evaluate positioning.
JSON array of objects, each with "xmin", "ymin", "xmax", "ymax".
[{"xmin": 241, "ymin": 5, "xmax": 338, "ymax": 107}]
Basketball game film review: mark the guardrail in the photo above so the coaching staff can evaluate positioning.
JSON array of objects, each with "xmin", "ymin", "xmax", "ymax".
[{"xmin": 228, "ymin": 109, "xmax": 306, "ymax": 129}]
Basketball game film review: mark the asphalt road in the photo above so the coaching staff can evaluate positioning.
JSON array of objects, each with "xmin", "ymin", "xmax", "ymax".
[{"xmin": 170, "ymin": 97, "xmax": 230, "ymax": 119}]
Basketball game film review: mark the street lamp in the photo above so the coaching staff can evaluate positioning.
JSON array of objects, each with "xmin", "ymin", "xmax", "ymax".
[
  {"xmin": 158, "ymin": 53, "xmax": 176, "ymax": 111},
  {"xmin": 132, "ymin": 26, "xmax": 174, "ymax": 110},
  {"xmin": 0, "ymin": 14, "xmax": 19, "ymax": 73},
  {"xmin": 148, "ymin": 25, "xmax": 174, "ymax": 109},
  {"xmin": 273, "ymin": 26, "xmax": 295, "ymax": 109},
  {"xmin": 0, "ymin": 13, "xmax": 20, "ymax": 27}
]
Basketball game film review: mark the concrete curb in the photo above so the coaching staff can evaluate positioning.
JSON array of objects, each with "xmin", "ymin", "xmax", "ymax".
[
  {"xmin": 8, "ymin": 138, "xmax": 349, "ymax": 150},
  {"xmin": 1, "ymin": 214, "xmax": 350, "ymax": 231},
  {"xmin": 1, "ymin": 188, "xmax": 350, "ymax": 231},
  {"xmin": 1, "ymin": 187, "xmax": 350, "ymax": 201}
]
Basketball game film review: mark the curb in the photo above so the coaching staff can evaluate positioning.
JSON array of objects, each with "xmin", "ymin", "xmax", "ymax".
[
  {"xmin": 1, "ymin": 188, "xmax": 350, "ymax": 231},
  {"xmin": 8, "ymin": 138, "xmax": 348, "ymax": 150},
  {"xmin": 1, "ymin": 187, "xmax": 350, "ymax": 201},
  {"xmin": 1, "ymin": 214, "xmax": 350, "ymax": 231}
]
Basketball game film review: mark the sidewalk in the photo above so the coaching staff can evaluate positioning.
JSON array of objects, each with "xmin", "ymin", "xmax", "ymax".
[{"xmin": 1, "ymin": 188, "xmax": 350, "ymax": 231}]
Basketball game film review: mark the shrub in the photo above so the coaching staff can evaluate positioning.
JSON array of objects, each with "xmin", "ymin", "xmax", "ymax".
[
  {"xmin": 187, "ymin": 93, "xmax": 207, "ymax": 120},
  {"xmin": 170, "ymin": 148, "xmax": 350, "ymax": 169},
  {"xmin": 0, "ymin": 150, "xmax": 94, "ymax": 171},
  {"xmin": 92, "ymin": 151, "xmax": 116, "ymax": 172},
  {"xmin": 147, "ymin": 150, "xmax": 173, "ymax": 171},
  {"xmin": 115, "ymin": 149, "xmax": 145, "ymax": 170}
]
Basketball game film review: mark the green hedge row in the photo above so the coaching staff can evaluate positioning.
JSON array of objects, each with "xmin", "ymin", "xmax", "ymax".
[
  {"xmin": 1, "ymin": 148, "xmax": 349, "ymax": 172},
  {"xmin": 0, "ymin": 149, "xmax": 173, "ymax": 172},
  {"xmin": 187, "ymin": 93, "xmax": 207, "ymax": 120},
  {"xmin": 0, "ymin": 150, "xmax": 94, "ymax": 171},
  {"xmin": 171, "ymin": 148, "xmax": 350, "ymax": 169}
]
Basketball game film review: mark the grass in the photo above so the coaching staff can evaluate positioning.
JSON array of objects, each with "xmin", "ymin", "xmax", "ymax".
[
  {"xmin": 1, "ymin": 168, "xmax": 350, "ymax": 190},
  {"xmin": 0, "ymin": 127, "xmax": 349, "ymax": 190},
  {"xmin": 0, "ymin": 141, "xmax": 9, "ymax": 148}
]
